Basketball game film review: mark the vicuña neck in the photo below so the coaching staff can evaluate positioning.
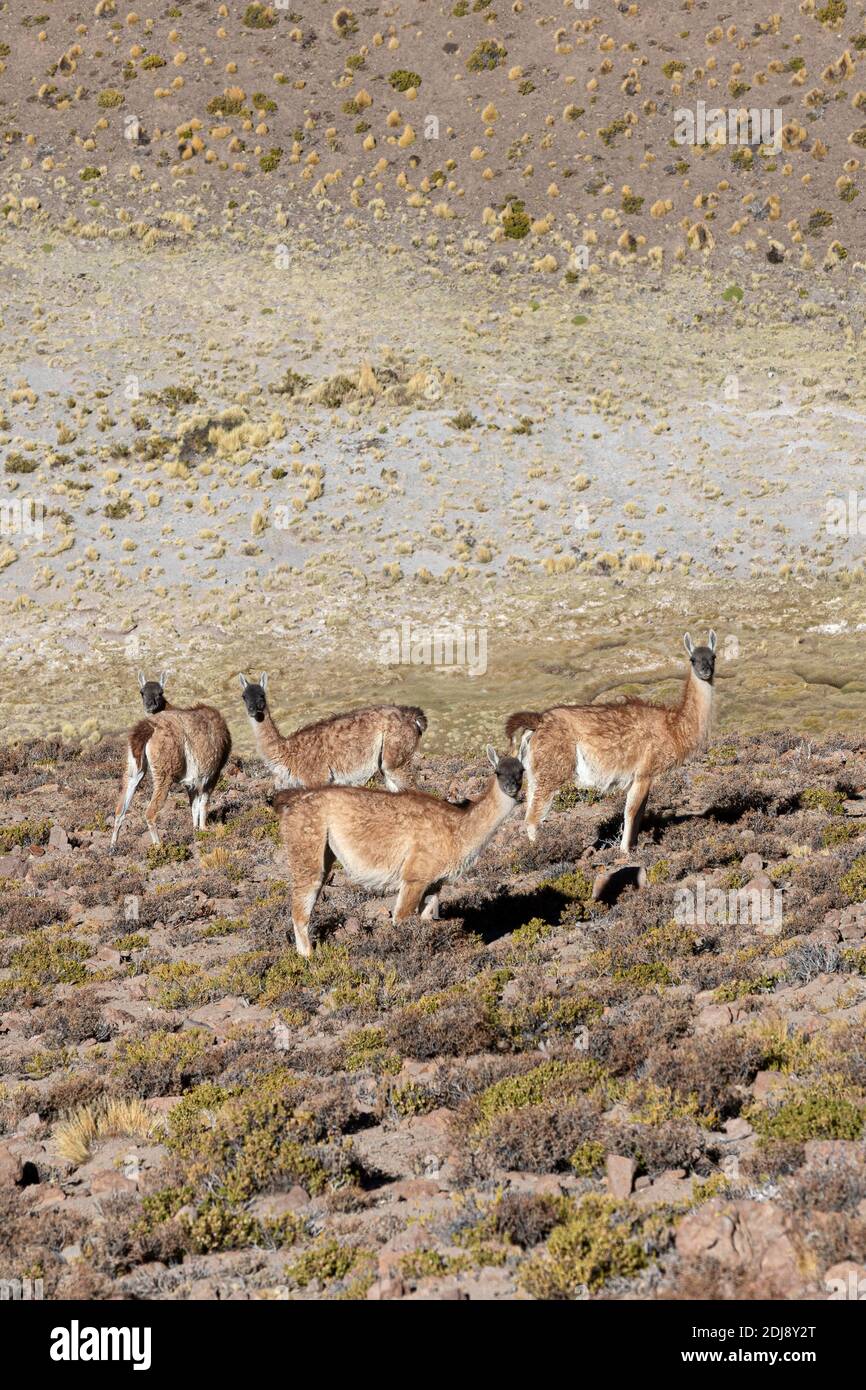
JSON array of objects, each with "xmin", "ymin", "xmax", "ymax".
[
  {"xmin": 252, "ymin": 708, "xmax": 288, "ymax": 764},
  {"xmin": 463, "ymin": 778, "xmax": 515, "ymax": 842},
  {"xmin": 681, "ymin": 671, "xmax": 713, "ymax": 744}
]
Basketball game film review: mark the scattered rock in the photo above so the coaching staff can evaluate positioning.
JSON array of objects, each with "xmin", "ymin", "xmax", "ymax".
[
  {"xmin": 605, "ymin": 1153, "xmax": 637, "ymax": 1199},
  {"xmin": 48, "ymin": 825, "xmax": 70, "ymax": 852},
  {"xmin": 676, "ymin": 1200, "xmax": 808, "ymax": 1296},
  {"xmin": 0, "ymin": 1143, "xmax": 24, "ymax": 1189},
  {"xmin": 248, "ymin": 1189, "xmax": 311, "ymax": 1220},
  {"xmin": 367, "ymin": 1277, "xmax": 406, "ymax": 1300}
]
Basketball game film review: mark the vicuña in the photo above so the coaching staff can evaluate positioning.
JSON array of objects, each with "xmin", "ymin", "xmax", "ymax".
[
  {"xmin": 109, "ymin": 672, "xmax": 231, "ymax": 851},
  {"xmin": 239, "ymin": 672, "xmax": 427, "ymax": 790},
  {"xmin": 274, "ymin": 746, "xmax": 523, "ymax": 956},
  {"xmin": 505, "ymin": 631, "xmax": 716, "ymax": 855}
]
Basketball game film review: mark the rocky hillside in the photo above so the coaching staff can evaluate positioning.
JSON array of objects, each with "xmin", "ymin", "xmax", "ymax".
[
  {"xmin": 3, "ymin": 0, "xmax": 866, "ymax": 275},
  {"xmin": 2, "ymin": 729, "xmax": 866, "ymax": 1299}
]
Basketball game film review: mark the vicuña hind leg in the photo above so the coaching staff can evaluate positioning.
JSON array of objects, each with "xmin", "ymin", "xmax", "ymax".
[
  {"xmin": 523, "ymin": 765, "xmax": 561, "ymax": 844},
  {"xmin": 380, "ymin": 723, "xmax": 418, "ymax": 791},
  {"xmin": 110, "ymin": 758, "xmax": 145, "ymax": 852},
  {"xmin": 521, "ymin": 732, "xmax": 572, "ymax": 844},
  {"xmin": 621, "ymin": 775, "xmax": 651, "ymax": 856},
  {"xmin": 286, "ymin": 835, "xmax": 333, "ymax": 958}
]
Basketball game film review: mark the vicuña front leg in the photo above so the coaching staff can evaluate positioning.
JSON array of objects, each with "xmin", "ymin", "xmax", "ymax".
[
  {"xmin": 621, "ymin": 775, "xmax": 651, "ymax": 855},
  {"xmin": 393, "ymin": 878, "xmax": 427, "ymax": 921}
]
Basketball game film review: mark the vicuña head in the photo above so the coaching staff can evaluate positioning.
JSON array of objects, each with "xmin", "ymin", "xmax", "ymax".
[
  {"xmin": 506, "ymin": 629, "xmax": 717, "ymax": 858},
  {"xmin": 683, "ymin": 630, "xmax": 716, "ymax": 685},
  {"xmin": 239, "ymin": 671, "xmax": 268, "ymax": 722},
  {"xmin": 138, "ymin": 670, "xmax": 168, "ymax": 716},
  {"xmin": 275, "ymin": 744, "xmax": 522, "ymax": 957},
  {"xmin": 239, "ymin": 670, "xmax": 427, "ymax": 793}
]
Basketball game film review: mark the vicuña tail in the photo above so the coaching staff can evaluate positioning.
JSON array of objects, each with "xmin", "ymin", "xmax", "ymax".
[{"xmin": 505, "ymin": 710, "xmax": 543, "ymax": 748}]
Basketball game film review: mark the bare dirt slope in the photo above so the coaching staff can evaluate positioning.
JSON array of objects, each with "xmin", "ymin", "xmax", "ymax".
[{"xmin": 3, "ymin": 0, "xmax": 866, "ymax": 275}]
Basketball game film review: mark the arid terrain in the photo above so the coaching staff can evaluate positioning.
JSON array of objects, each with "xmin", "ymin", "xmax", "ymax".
[
  {"xmin": 3, "ymin": 731, "xmax": 866, "ymax": 1300},
  {"xmin": 4, "ymin": 0, "xmax": 866, "ymax": 1304}
]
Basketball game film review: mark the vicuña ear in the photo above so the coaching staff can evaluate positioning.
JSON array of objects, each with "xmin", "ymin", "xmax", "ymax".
[
  {"xmin": 486, "ymin": 744, "xmax": 499, "ymax": 770},
  {"xmin": 158, "ymin": 671, "xmax": 168, "ymax": 688},
  {"xmin": 239, "ymin": 673, "xmax": 248, "ymax": 690},
  {"xmin": 260, "ymin": 672, "xmax": 268, "ymax": 691},
  {"xmin": 137, "ymin": 671, "xmax": 146, "ymax": 690},
  {"xmin": 683, "ymin": 633, "xmax": 694, "ymax": 657},
  {"xmin": 708, "ymin": 630, "xmax": 717, "ymax": 652}
]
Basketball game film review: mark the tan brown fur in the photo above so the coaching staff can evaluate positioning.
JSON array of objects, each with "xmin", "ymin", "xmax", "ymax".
[
  {"xmin": 508, "ymin": 632, "xmax": 716, "ymax": 855},
  {"xmin": 110, "ymin": 696, "xmax": 231, "ymax": 851},
  {"xmin": 240, "ymin": 673, "xmax": 426, "ymax": 791},
  {"xmin": 274, "ymin": 748, "xmax": 522, "ymax": 956}
]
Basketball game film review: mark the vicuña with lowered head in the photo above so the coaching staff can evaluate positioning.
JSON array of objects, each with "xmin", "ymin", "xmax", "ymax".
[
  {"xmin": 505, "ymin": 631, "xmax": 717, "ymax": 855},
  {"xmin": 109, "ymin": 672, "xmax": 231, "ymax": 851},
  {"xmin": 239, "ymin": 672, "xmax": 427, "ymax": 791},
  {"xmin": 274, "ymin": 746, "xmax": 523, "ymax": 957}
]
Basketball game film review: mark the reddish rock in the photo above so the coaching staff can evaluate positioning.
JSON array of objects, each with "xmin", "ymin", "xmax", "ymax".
[
  {"xmin": 811, "ymin": 928, "xmax": 841, "ymax": 947},
  {"xmin": 606, "ymin": 1153, "xmax": 636, "ymax": 1199},
  {"xmin": 48, "ymin": 825, "xmax": 70, "ymax": 852},
  {"xmin": 722, "ymin": 1116, "xmax": 754, "ymax": 1141},
  {"xmin": 384, "ymin": 1177, "xmax": 445, "ymax": 1202},
  {"xmin": 803, "ymin": 1139, "xmax": 866, "ymax": 1168},
  {"xmin": 633, "ymin": 1168, "xmax": 692, "ymax": 1206},
  {"xmin": 367, "ymin": 1277, "xmax": 406, "ymax": 1300},
  {"xmin": 89, "ymin": 1170, "xmax": 136, "ymax": 1196},
  {"xmin": 102, "ymin": 1006, "xmax": 138, "ymax": 1029},
  {"xmin": 27, "ymin": 1184, "xmax": 66, "ymax": 1211},
  {"xmin": 144, "ymin": 1095, "xmax": 185, "ymax": 1116},
  {"xmin": 676, "ymin": 1199, "xmax": 806, "ymax": 1295},
  {"xmin": 88, "ymin": 946, "xmax": 122, "ymax": 969},
  {"xmin": 182, "ymin": 996, "xmax": 272, "ymax": 1040},
  {"xmin": 742, "ymin": 871, "xmax": 774, "ymax": 893},
  {"xmin": 0, "ymin": 850, "xmax": 26, "ymax": 879},
  {"xmin": 695, "ymin": 1002, "xmax": 742, "ymax": 1031},
  {"xmin": 377, "ymin": 1223, "xmax": 437, "ymax": 1278},
  {"xmin": 249, "ymin": 1189, "xmax": 311, "ymax": 1219},
  {"xmin": 0, "ymin": 1143, "xmax": 24, "ymax": 1189},
  {"xmin": 752, "ymin": 1069, "xmax": 791, "ymax": 1102}
]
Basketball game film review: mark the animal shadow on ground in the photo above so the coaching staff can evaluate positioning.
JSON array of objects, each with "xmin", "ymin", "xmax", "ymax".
[{"xmin": 446, "ymin": 884, "xmax": 576, "ymax": 944}]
